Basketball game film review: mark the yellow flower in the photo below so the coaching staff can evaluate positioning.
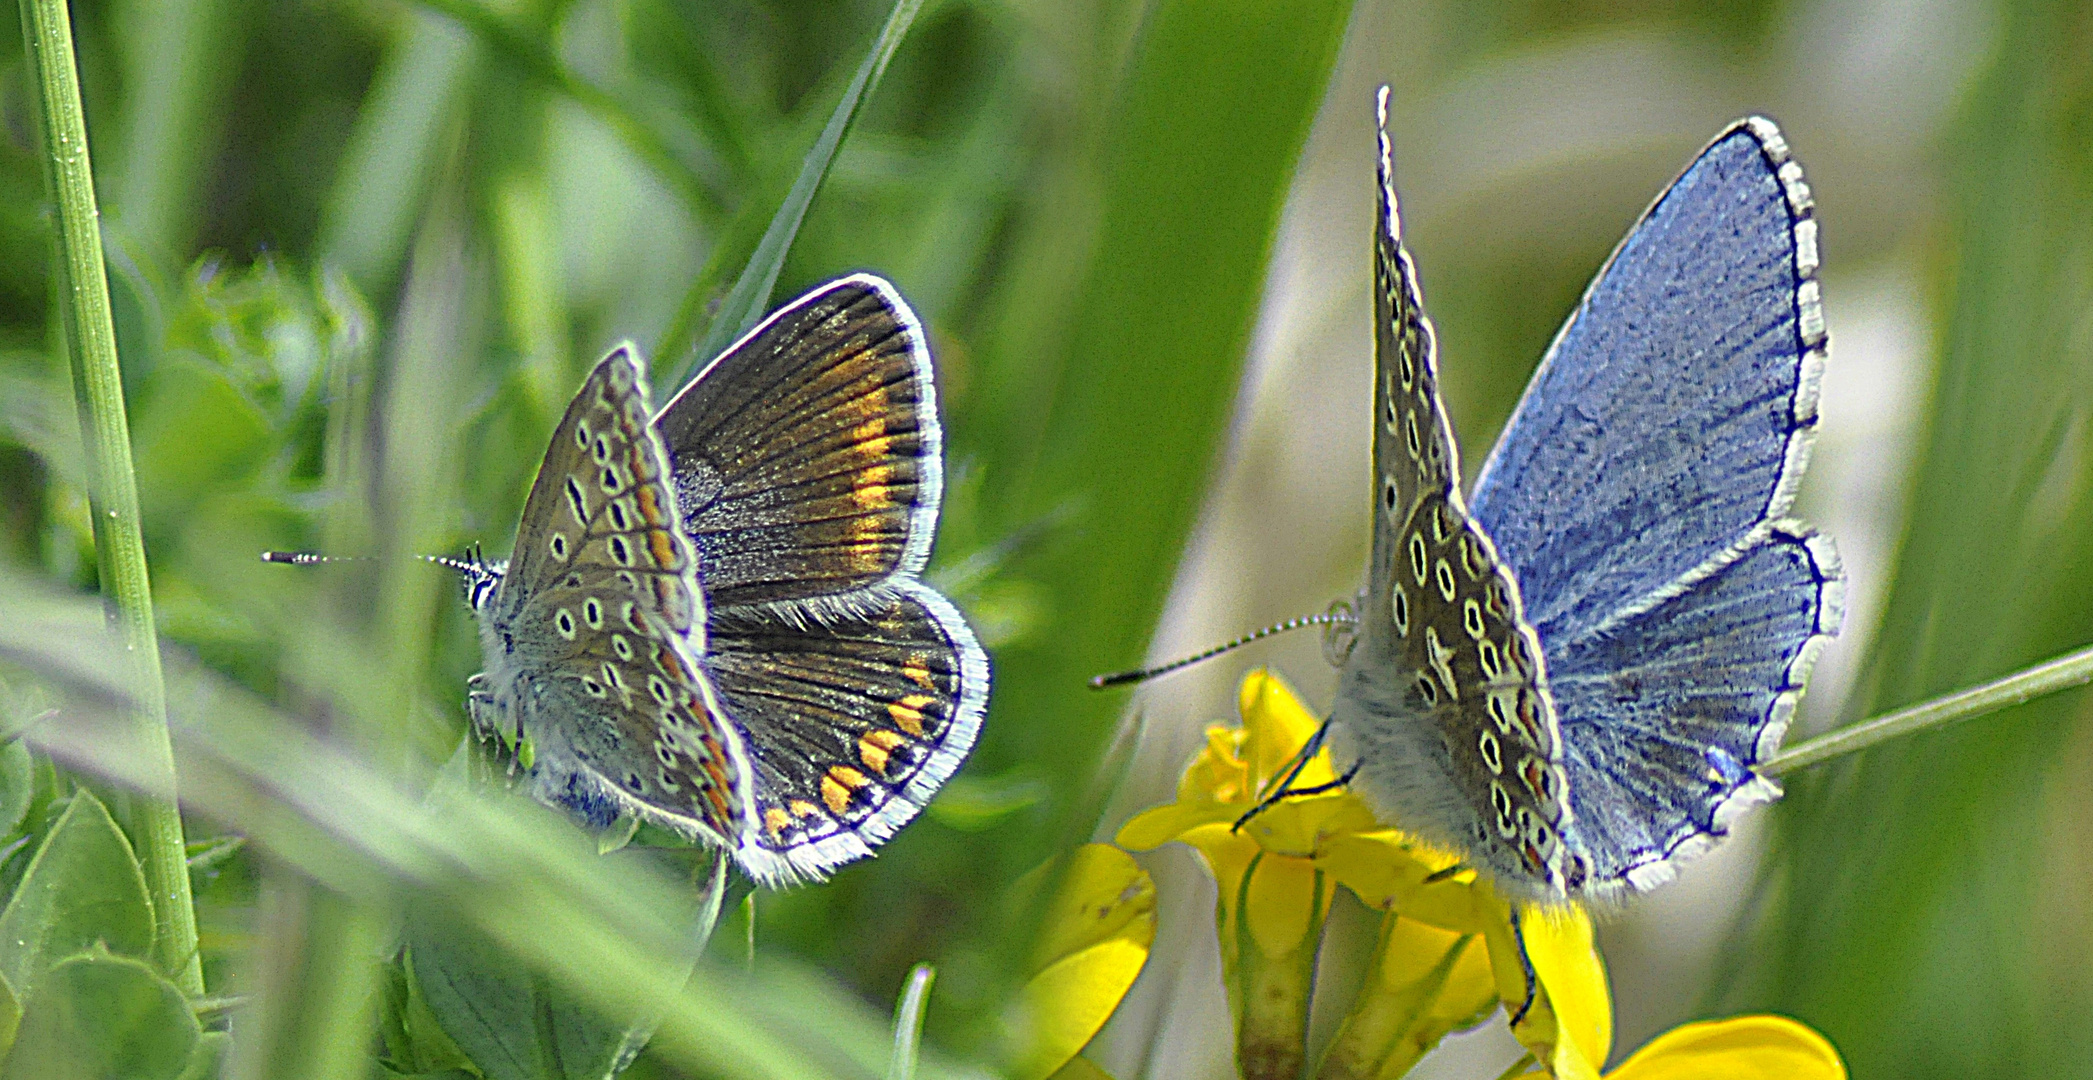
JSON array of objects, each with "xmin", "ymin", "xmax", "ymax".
[
  {"xmin": 1002, "ymin": 843, "xmax": 1158, "ymax": 1080},
  {"xmin": 1118, "ymin": 669, "xmax": 1846, "ymax": 1080}
]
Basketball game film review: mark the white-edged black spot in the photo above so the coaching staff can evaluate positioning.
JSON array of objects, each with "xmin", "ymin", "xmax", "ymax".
[
  {"xmin": 1391, "ymin": 584, "xmax": 1410, "ymax": 636},
  {"xmin": 608, "ymin": 500, "xmax": 629, "ymax": 531},
  {"xmin": 1407, "ymin": 533, "xmax": 1428, "ymax": 584},
  {"xmin": 575, "ymin": 420, "xmax": 592, "ymax": 449},
  {"xmin": 623, "ymin": 602, "xmax": 643, "ymax": 631},
  {"xmin": 1415, "ymin": 672, "xmax": 1439, "ymax": 706},
  {"xmin": 601, "ymin": 662, "xmax": 624, "ymax": 689},
  {"xmin": 601, "ymin": 466, "xmax": 624, "ymax": 494},
  {"xmin": 1382, "ymin": 477, "xmax": 1398, "ymax": 515},
  {"xmin": 592, "ymin": 434, "xmax": 612, "ymax": 464},
  {"xmin": 1462, "ymin": 599, "xmax": 1484, "ymax": 639},
  {"xmin": 649, "ymin": 675, "xmax": 672, "ymax": 704},
  {"xmin": 608, "ymin": 535, "xmax": 632, "ymax": 565},
  {"xmin": 548, "ymin": 532, "xmax": 569, "ymax": 561},
  {"xmin": 611, "ymin": 635, "xmax": 633, "ymax": 661},
  {"xmin": 1404, "ymin": 411, "xmax": 1422, "ymax": 460},
  {"xmin": 1399, "ymin": 349, "xmax": 1416, "ymax": 391},
  {"xmin": 581, "ymin": 677, "xmax": 605, "ymax": 698},
  {"xmin": 1478, "ymin": 639, "xmax": 1502, "ymax": 680},
  {"xmin": 565, "ymin": 476, "xmax": 588, "ymax": 521},
  {"xmin": 583, "ymin": 597, "xmax": 604, "ymax": 628},
  {"xmin": 655, "ymin": 742, "xmax": 675, "ymax": 765},
  {"xmin": 1434, "ymin": 559, "xmax": 1456, "ymax": 601},
  {"xmin": 554, "ymin": 608, "xmax": 577, "ymax": 639},
  {"xmin": 1479, "ymin": 729, "xmax": 1503, "ymax": 773},
  {"xmin": 1487, "ymin": 692, "xmax": 1512, "ymax": 732}
]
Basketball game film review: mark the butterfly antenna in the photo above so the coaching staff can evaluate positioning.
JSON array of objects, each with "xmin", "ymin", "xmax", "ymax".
[
  {"xmin": 1089, "ymin": 610, "xmax": 1357, "ymax": 689},
  {"xmin": 259, "ymin": 551, "xmax": 368, "ymax": 566}
]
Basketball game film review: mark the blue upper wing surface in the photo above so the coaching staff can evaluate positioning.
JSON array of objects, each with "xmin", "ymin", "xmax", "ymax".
[{"xmin": 1467, "ymin": 122, "xmax": 1824, "ymax": 650}]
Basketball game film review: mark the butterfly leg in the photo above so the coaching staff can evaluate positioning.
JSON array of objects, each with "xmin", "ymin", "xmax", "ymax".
[
  {"xmin": 1505, "ymin": 907, "xmax": 1538, "ymax": 1027},
  {"xmin": 1233, "ymin": 721, "xmax": 1336, "ymax": 832}
]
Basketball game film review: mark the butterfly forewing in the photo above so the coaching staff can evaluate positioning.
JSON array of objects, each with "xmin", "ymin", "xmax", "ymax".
[
  {"xmin": 488, "ymin": 347, "xmax": 758, "ymax": 848},
  {"xmin": 655, "ymin": 275, "xmax": 942, "ymax": 611},
  {"xmin": 1331, "ymin": 88, "xmax": 1576, "ymax": 897}
]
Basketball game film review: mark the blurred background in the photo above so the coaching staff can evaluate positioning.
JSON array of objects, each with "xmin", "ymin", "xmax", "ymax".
[{"xmin": 0, "ymin": 0, "xmax": 2088, "ymax": 1077}]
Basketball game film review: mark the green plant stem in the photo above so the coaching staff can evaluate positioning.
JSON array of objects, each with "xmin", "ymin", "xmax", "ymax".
[
  {"xmin": 1764, "ymin": 642, "xmax": 2093, "ymax": 776},
  {"xmin": 17, "ymin": 0, "xmax": 203, "ymax": 996}
]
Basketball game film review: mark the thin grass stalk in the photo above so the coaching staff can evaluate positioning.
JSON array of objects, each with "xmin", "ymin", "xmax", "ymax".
[{"xmin": 15, "ymin": 0, "xmax": 202, "ymax": 996}]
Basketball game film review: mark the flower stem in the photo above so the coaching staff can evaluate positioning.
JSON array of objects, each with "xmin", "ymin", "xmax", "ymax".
[
  {"xmin": 17, "ymin": 0, "xmax": 202, "ymax": 996},
  {"xmin": 1764, "ymin": 642, "xmax": 2093, "ymax": 776}
]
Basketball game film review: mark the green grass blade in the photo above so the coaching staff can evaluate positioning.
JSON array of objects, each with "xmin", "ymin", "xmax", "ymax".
[
  {"xmin": 657, "ymin": 0, "xmax": 925, "ymax": 393},
  {"xmin": 886, "ymin": 963, "xmax": 935, "ymax": 1080},
  {"xmin": 14, "ymin": 0, "xmax": 201, "ymax": 998},
  {"xmin": 1742, "ymin": 0, "xmax": 2093, "ymax": 1072},
  {"xmin": 973, "ymin": 0, "xmax": 1356, "ymax": 872}
]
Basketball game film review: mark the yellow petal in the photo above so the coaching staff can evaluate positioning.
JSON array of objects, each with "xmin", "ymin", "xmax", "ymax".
[
  {"xmin": 1320, "ymin": 831, "xmax": 1485, "ymax": 934},
  {"xmin": 1005, "ymin": 845, "xmax": 1158, "ymax": 1080},
  {"xmin": 1241, "ymin": 850, "xmax": 1329, "ymax": 960},
  {"xmin": 1605, "ymin": 1016, "xmax": 1845, "ymax": 1080},
  {"xmin": 1238, "ymin": 669, "xmax": 1337, "ymax": 790},
  {"xmin": 1115, "ymin": 799, "xmax": 1240, "ymax": 851},
  {"xmin": 1478, "ymin": 902, "xmax": 1608, "ymax": 1080},
  {"xmin": 1524, "ymin": 906, "xmax": 1611, "ymax": 1069}
]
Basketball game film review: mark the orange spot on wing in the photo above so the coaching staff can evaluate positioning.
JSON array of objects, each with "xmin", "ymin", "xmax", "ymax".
[
  {"xmin": 647, "ymin": 529, "xmax": 677, "ymax": 569},
  {"xmin": 903, "ymin": 657, "xmax": 935, "ymax": 690},
  {"xmin": 888, "ymin": 694, "xmax": 933, "ymax": 736},
  {"xmin": 858, "ymin": 742, "xmax": 890, "ymax": 775},
  {"xmin": 764, "ymin": 807, "xmax": 792, "ymax": 839},
  {"xmin": 788, "ymin": 799, "xmax": 821, "ymax": 819},
  {"xmin": 821, "ymin": 775, "xmax": 851, "ymax": 815},
  {"xmin": 636, "ymin": 484, "xmax": 665, "ymax": 526}
]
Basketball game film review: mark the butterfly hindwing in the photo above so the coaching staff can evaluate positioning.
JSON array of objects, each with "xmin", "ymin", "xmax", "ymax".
[
  {"xmin": 1546, "ymin": 525, "xmax": 1840, "ymax": 892},
  {"xmin": 655, "ymin": 275, "xmax": 943, "ymax": 611},
  {"xmin": 1329, "ymin": 88, "xmax": 1575, "ymax": 897},
  {"xmin": 481, "ymin": 346, "xmax": 758, "ymax": 850},
  {"xmin": 704, "ymin": 582, "xmax": 987, "ymax": 884}
]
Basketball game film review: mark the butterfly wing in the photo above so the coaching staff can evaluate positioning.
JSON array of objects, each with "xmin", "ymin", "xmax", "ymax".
[
  {"xmin": 656, "ymin": 274, "xmax": 988, "ymax": 884},
  {"xmin": 704, "ymin": 582, "xmax": 987, "ymax": 885},
  {"xmin": 1546, "ymin": 527, "xmax": 1840, "ymax": 892},
  {"xmin": 1329, "ymin": 88, "xmax": 1576, "ymax": 898},
  {"xmin": 654, "ymin": 275, "xmax": 944, "ymax": 611},
  {"xmin": 1465, "ymin": 119, "xmax": 1842, "ymax": 897},
  {"xmin": 491, "ymin": 346, "xmax": 759, "ymax": 849}
]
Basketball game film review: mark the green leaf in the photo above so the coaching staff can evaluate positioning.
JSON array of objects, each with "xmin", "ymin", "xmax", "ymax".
[
  {"xmin": 174, "ymin": 1031, "xmax": 229, "ymax": 1080},
  {"xmin": 0, "ymin": 789, "xmax": 155, "ymax": 1001},
  {"xmin": 406, "ymin": 851, "xmax": 723, "ymax": 1080},
  {"xmin": 658, "ymin": 0, "xmax": 925, "ymax": 391},
  {"xmin": 969, "ymin": 0, "xmax": 1355, "ymax": 904},
  {"xmin": 0, "ymin": 951, "xmax": 198, "ymax": 1080},
  {"xmin": 0, "ymin": 740, "xmax": 35, "ymax": 841}
]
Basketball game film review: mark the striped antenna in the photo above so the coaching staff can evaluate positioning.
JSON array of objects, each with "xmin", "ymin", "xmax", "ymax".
[{"xmin": 1089, "ymin": 610, "xmax": 1358, "ymax": 689}]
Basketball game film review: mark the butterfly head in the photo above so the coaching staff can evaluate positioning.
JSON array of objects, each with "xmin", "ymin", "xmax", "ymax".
[{"xmin": 424, "ymin": 546, "xmax": 506, "ymax": 613}]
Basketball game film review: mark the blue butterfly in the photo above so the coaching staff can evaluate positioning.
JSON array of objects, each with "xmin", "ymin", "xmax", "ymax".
[{"xmin": 1324, "ymin": 88, "xmax": 1844, "ymax": 902}]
